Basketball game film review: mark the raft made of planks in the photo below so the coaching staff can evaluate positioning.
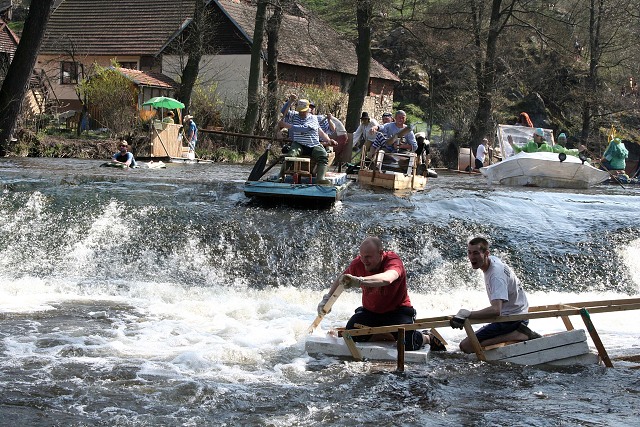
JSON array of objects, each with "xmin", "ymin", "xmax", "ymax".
[{"xmin": 327, "ymin": 297, "xmax": 640, "ymax": 371}]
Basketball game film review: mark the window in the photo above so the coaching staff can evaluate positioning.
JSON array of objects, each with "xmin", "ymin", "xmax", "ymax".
[
  {"xmin": 61, "ymin": 61, "xmax": 82, "ymax": 84},
  {"xmin": 119, "ymin": 62, "xmax": 138, "ymax": 70}
]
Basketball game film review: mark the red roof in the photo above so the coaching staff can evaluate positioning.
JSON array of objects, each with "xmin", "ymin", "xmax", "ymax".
[{"xmin": 113, "ymin": 67, "xmax": 177, "ymax": 89}]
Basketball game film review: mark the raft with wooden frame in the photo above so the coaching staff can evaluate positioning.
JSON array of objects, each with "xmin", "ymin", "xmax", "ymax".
[{"xmin": 306, "ymin": 297, "xmax": 640, "ymax": 371}]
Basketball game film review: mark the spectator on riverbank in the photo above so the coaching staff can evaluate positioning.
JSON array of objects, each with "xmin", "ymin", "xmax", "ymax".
[
  {"xmin": 316, "ymin": 236, "xmax": 446, "ymax": 352},
  {"xmin": 163, "ymin": 111, "xmax": 175, "ymax": 124},
  {"xmin": 183, "ymin": 115, "xmax": 198, "ymax": 152}
]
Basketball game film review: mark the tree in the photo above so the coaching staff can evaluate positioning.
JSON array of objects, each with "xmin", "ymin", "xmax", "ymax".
[
  {"xmin": 78, "ymin": 65, "xmax": 138, "ymax": 137},
  {"xmin": 176, "ymin": 0, "xmax": 208, "ymax": 114},
  {"xmin": 345, "ymin": 0, "xmax": 373, "ymax": 132},
  {"xmin": 0, "ymin": 0, "xmax": 55, "ymax": 155},
  {"xmin": 265, "ymin": 1, "xmax": 284, "ymax": 134},
  {"xmin": 242, "ymin": 0, "xmax": 268, "ymax": 149}
]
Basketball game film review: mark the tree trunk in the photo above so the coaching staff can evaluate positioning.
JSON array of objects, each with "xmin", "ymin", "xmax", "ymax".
[
  {"xmin": 469, "ymin": 0, "xmax": 514, "ymax": 148},
  {"xmin": 345, "ymin": 0, "xmax": 372, "ymax": 132},
  {"xmin": 177, "ymin": 0, "xmax": 206, "ymax": 115},
  {"xmin": 242, "ymin": 0, "xmax": 268, "ymax": 151},
  {"xmin": 265, "ymin": 2, "xmax": 283, "ymax": 137},
  {"xmin": 580, "ymin": 0, "xmax": 603, "ymax": 143},
  {"xmin": 0, "ymin": 0, "xmax": 55, "ymax": 154}
]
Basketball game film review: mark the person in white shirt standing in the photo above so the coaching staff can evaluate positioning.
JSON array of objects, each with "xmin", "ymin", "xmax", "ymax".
[
  {"xmin": 451, "ymin": 236, "xmax": 541, "ymax": 353},
  {"xmin": 475, "ymin": 137, "xmax": 490, "ymax": 170}
]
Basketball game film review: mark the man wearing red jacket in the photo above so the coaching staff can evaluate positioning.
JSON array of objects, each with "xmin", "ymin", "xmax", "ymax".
[{"xmin": 317, "ymin": 236, "xmax": 444, "ymax": 351}]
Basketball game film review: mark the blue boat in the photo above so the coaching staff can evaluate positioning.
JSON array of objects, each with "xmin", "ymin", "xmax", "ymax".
[
  {"xmin": 244, "ymin": 172, "xmax": 351, "ymax": 205},
  {"xmin": 244, "ymin": 152, "xmax": 350, "ymax": 205}
]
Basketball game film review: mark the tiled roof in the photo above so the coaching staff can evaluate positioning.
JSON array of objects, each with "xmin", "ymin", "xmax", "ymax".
[
  {"xmin": 216, "ymin": 0, "xmax": 399, "ymax": 82},
  {"xmin": 41, "ymin": 0, "xmax": 196, "ymax": 56},
  {"xmin": 113, "ymin": 67, "xmax": 177, "ymax": 89}
]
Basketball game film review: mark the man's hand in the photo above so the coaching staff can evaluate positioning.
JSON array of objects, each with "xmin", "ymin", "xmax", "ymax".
[
  {"xmin": 288, "ymin": 94, "xmax": 297, "ymax": 103},
  {"xmin": 450, "ymin": 308, "xmax": 471, "ymax": 329},
  {"xmin": 339, "ymin": 274, "xmax": 362, "ymax": 289},
  {"xmin": 317, "ymin": 293, "xmax": 331, "ymax": 316}
]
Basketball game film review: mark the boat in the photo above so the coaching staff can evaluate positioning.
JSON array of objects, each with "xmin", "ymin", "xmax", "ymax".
[
  {"xmin": 357, "ymin": 150, "xmax": 428, "ymax": 190},
  {"xmin": 306, "ymin": 298, "xmax": 640, "ymax": 370},
  {"xmin": 244, "ymin": 153, "xmax": 351, "ymax": 205},
  {"xmin": 480, "ymin": 125, "xmax": 610, "ymax": 189}
]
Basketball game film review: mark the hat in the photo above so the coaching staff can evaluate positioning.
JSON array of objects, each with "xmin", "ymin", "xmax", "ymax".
[
  {"xmin": 360, "ymin": 112, "xmax": 370, "ymax": 120},
  {"xmin": 296, "ymin": 99, "xmax": 310, "ymax": 112},
  {"xmin": 119, "ymin": 140, "xmax": 128, "ymax": 146},
  {"xmin": 612, "ymin": 137, "xmax": 622, "ymax": 144},
  {"xmin": 183, "ymin": 115, "xmax": 193, "ymax": 122},
  {"xmin": 534, "ymin": 128, "xmax": 545, "ymax": 138},
  {"xmin": 395, "ymin": 110, "xmax": 407, "ymax": 117},
  {"xmin": 309, "ymin": 101, "xmax": 316, "ymax": 108},
  {"xmin": 382, "ymin": 112, "xmax": 392, "ymax": 118},
  {"xmin": 558, "ymin": 132, "xmax": 567, "ymax": 140}
]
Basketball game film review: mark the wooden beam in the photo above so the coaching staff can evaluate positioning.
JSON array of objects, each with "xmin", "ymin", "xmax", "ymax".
[
  {"xmin": 579, "ymin": 308, "xmax": 613, "ymax": 368},
  {"xmin": 397, "ymin": 328, "xmax": 405, "ymax": 372},
  {"xmin": 464, "ymin": 320, "xmax": 486, "ymax": 361},
  {"xmin": 342, "ymin": 332, "xmax": 363, "ymax": 361}
]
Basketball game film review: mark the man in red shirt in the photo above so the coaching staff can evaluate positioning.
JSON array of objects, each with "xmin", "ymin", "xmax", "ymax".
[{"xmin": 317, "ymin": 236, "xmax": 445, "ymax": 351}]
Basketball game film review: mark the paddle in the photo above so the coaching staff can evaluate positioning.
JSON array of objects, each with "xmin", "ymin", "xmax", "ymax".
[
  {"xmin": 307, "ymin": 284, "xmax": 345, "ymax": 334},
  {"xmin": 248, "ymin": 144, "xmax": 271, "ymax": 181}
]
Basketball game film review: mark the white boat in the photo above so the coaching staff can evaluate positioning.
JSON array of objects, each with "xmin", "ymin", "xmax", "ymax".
[{"xmin": 481, "ymin": 125, "xmax": 609, "ymax": 189}]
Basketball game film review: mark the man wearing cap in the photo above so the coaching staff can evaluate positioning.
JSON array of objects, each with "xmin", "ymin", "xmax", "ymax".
[
  {"xmin": 381, "ymin": 112, "xmax": 394, "ymax": 124},
  {"xmin": 508, "ymin": 128, "xmax": 550, "ymax": 154},
  {"xmin": 369, "ymin": 110, "xmax": 418, "ymax": 154},
  {"xmin": 111, "ymin": 140, "xmax": 136, "ymax": 168},
  {"xmin": 278, "ymin": 94, "xmax": 335, "ymax": 183},
  {"xmin": 183, "ymin": 114, "xmax": 197, "ymax": 152},
  {"xmin": 352, "ymin": 112, "xmax": 379, "ymax": 152}
]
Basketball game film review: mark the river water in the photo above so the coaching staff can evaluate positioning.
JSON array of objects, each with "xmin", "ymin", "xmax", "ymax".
[{"xmin": 1, "ymin": 158, "xmax": 639, "ymax": 426}]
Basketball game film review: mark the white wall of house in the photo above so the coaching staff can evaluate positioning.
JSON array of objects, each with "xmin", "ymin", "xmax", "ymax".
[{"xmin": 162, "ymin": 54, "xmax": 254, "ymax": 119}]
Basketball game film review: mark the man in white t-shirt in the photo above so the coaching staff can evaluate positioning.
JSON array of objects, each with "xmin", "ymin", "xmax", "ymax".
[
  {"xmin": 451, "ymin": 236, "xmax": 540, "ymax": 353},
  {"xmin": 474, "ymin": 137, "xmax": 490, "ymax": 170}
]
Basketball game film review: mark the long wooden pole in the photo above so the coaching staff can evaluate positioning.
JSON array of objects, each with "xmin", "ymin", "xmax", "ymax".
[{"xmin": 307, "ymin": 284, "xmax": 345, "ymax": 334}]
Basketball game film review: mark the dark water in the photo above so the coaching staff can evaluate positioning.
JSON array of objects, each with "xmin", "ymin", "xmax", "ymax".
[{"xmin": 0, "ymin": 158, "xmax": 639, "ymax": 426}]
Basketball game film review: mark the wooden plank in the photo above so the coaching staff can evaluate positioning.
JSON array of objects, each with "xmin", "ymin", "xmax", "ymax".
[
  {"xmin": 307, "ymin": 285, "xmax": 344, "ymax": 334},
  {"xmin": 464, "ymin": 320, "xmax": 486, "ymax": 361},
  {"xmin": 397, "ymin": 328, "xmax": 405, "ymax": 372},
  {"xmin": 580, "ymin": 308, "xmax": 613, "ymax": 368},
  {"xmin": 483, "ymin": 329, "xmax": 587, "ymax": 360},
  {"xmin": 342, "ymin": 333, "xmax": 363, "ymax": 361},
  {"xmin": 305, "ymin": 335, "xmax": 429, "ymax": 363},
  {"xmin": 561, "ymin": 315, "xmax": 574, "ymax": 331}
]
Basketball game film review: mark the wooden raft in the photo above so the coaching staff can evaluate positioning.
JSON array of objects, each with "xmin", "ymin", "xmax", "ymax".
[{"xmin": 335, "ymin": 297, "xmax": 640, "ymax": 371}]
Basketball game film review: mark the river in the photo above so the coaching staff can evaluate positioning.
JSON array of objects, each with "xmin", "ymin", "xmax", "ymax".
[{"xmin": 1, "ymin": 158, "xmax": 639, "ymax": 426}]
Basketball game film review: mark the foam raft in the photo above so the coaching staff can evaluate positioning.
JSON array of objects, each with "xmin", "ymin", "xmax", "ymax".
[
  {"xmin": 305, "ymin": 298, "xmax": 640, "ymax": 371},
  {"xmin": 305, "ymin": 334, "xmax": 430, "ymax": 363}
]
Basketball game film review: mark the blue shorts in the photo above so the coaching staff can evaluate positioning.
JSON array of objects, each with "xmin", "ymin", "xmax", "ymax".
[{"xmin": 475, "ymin": 320, "xmax": 528, "ymax": 342}]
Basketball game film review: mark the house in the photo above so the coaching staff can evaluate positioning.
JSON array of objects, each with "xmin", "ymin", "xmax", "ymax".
[
  {"xmin": 38, "ymin": 0, "xmax": 399, "ymax": 121},
  {"xmin": 38, "ymin": 0, "xmax": 195, "ymax": 112},
  {"xmin": 0, "ymin": 16, "xmax": 18, "ymax": 81}
]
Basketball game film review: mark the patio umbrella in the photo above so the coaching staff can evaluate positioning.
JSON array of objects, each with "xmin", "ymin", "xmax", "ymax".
[{"xmin": 142, "ymin": 96, "xmax": 185, "ymax": 109}]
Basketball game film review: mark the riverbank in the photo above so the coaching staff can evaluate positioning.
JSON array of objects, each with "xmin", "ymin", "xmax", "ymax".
[{"xmin": 7, "ymin": 128, "xmax": 263, "ymax": 163}]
